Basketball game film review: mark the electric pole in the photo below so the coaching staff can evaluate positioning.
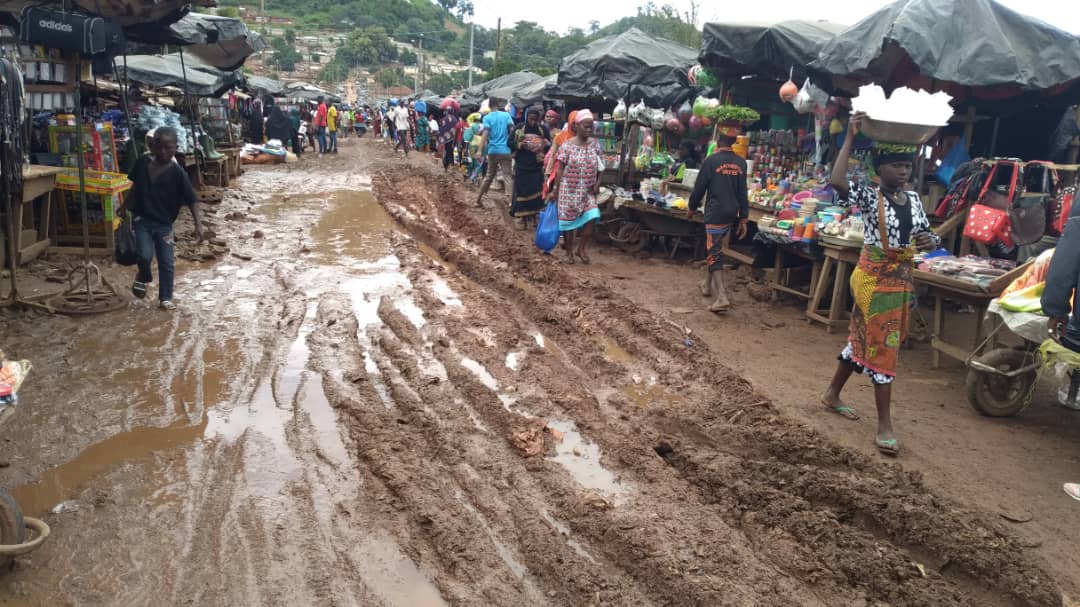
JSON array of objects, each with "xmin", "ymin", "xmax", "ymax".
[
  {"xmin": 494, "ymin": 18, "xmax": 501, "ymax": 78},
  {"xmin": 419, "ymin": 34, "xmax": 424, "ymax": 92},
  {"xmin": 467, "ymin": 21, "xmax": 474, "ymax": 88}
]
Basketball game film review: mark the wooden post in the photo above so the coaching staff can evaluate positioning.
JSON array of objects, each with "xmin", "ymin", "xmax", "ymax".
[{"xmin": 963, "ymin": 105, "xmax": 976, "ymax": 154}]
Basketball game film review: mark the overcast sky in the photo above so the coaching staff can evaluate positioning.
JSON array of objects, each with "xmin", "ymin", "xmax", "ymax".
[{"xmin": 468, "ymin": 0, "xmax": 1080, "ymax": 37}]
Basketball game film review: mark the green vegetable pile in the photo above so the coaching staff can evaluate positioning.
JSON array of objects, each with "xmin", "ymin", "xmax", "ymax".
[{"xmin": 710, "ymin": 105, "xmax": 760, "ymax": 124}]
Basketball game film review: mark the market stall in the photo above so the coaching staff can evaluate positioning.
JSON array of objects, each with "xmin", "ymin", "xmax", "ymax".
[{"xmin": 700, "ymin": 20, "xmax": 845, "ymax": 82}]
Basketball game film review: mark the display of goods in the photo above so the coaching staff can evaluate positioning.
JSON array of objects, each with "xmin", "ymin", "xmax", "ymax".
[
  {"xmin": 696, "ymin": 68, "xmax": 720, "ymax": 89},
  {"xmin": 963, "ymin": 204, "xmax": 1009, "ymax": 244},
  {"xmin": 612, "ymin": 99, "xmax": 627, "ymax": 121},
  {"xmin": 712, "ymin": 105, "xmax": 760, "ymax": 124},
  {"xmin": 677, "ymin": 101, "xmax": 692, "ymax": 124}
]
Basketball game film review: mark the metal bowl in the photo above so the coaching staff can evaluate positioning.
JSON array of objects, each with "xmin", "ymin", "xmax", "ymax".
[{"xmin": 859, "ymin": 117, "xmax": 943, "ymax": 145}]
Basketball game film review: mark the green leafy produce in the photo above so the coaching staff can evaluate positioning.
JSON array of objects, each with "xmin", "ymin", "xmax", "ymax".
[{"xmin": 710, "ymin": 105, "xmax": 760, "ymax": 124}]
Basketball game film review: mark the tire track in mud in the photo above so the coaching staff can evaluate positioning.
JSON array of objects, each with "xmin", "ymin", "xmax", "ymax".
[{"xmin": 368, "ymin": 148, "xmax": 1064, "ymax": 607}]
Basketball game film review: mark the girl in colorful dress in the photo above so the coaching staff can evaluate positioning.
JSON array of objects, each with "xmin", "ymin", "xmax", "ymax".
[
  {"xmin": 821, "ymin": 112, "xmax": 940, "ymax": 456},
  {"xmin": 551, "ymin": 110, "xmax": 603, "ymax": 264},
  {"xmin": 415, "ymin": 113, "xmax": 430, "ymax": 152}
]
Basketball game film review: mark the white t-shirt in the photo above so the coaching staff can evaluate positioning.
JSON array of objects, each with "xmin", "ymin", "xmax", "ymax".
[{"xmin": 393, "ymin": 107, "xmax": 410, "ymax": 131}]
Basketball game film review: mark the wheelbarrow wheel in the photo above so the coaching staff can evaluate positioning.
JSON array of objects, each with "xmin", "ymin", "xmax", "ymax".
[
  {"xmin": 965, "ymin": 348, "xmax": 1038, "ymax": 417},
  {"xmin": 0, "ymin": 490, "xmax": 25, "ymax": 571}
]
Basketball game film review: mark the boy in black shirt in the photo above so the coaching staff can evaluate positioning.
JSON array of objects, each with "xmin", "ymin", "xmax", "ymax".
[
  {"xmin": 124, "ymin": 127, "xmax": 204, "ymax": 310},
  {"xmin": 688, "ymin": 132, "xmax": 749, "ymax": 313}
]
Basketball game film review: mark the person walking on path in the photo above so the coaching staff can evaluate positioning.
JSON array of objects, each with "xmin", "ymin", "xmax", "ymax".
[
  {"xmin": 122, "ymin": 127, "xmax": 204, "ymax": 311},
  {"xmin": 510, "ymin": 106, "xmax": 551, "ymax": 219},
  {"xmin": 327, "ymin": 103, "xmax": 339, "ymax": 154},
  {"xmin": 392, "ymin": 103, "xmax": 411, "ymax": 156},
  {"xmin": 550, "ymin": 110, "xmax": 602, "ymax": 264},
  {"xmin": 820, "ymin": 112, "xmax": 940, "ymax": 456},
  {"xmin": 438, "ymin": 110, "xmax": 459, "ymax": 171},
  {"xmin": 688, "ymin": 130, "xmax": 749, "ymax": 314},
  {"xmin": 474, "ymin": 98, "xmax": 515, "ymax": 207},
  {"xmin": 314, "ymin": 96, "xmax": 328, "ymax": 154},
  {"xmin": 300, "ymin": 104, "xmax": 316, "ymax": 151}
]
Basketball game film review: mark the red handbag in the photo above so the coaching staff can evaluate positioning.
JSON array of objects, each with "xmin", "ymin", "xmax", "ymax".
[
  {"xmin": 963, "ymin": 204, "xmax": 1009, "ymax": 244},
  {"xmin": 1052, "ymin": 187, "xmax": 1075, "ymax": 236}
]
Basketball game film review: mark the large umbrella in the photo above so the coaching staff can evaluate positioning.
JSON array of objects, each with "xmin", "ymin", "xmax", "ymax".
[
  {"xmin": 125, "ymin": 12, "xmax": 266, "ymax": 71},
  {"xmin": 810, "ymin": 0, "xmax": 1080, "ymax": 111},
  {"xmin": 555, "ymin": 27, "xmax": 697, "ymax": 107},
  {"xmin": 700, "ymin": 20, "xmax": 846, "ymax": 81}
]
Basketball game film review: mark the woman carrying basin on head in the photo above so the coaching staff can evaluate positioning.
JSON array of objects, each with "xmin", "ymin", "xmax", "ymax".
[{"xmin": 820, "ymin": 112, "xmax": 940, "ymax": 456}]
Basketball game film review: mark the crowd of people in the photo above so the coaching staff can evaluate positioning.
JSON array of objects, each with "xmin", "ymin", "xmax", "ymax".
[{"xmin": 250, "ymin": 95, "xmax": 370, "ymax": 157}]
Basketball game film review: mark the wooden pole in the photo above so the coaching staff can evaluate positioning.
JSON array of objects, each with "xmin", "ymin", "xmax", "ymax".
[{"xmin": 494, "ymin": 18, "xmax": 502, "ymax": 78}]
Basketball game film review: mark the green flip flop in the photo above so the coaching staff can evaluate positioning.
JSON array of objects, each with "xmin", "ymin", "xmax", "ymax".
[
  {"xmin": 875, "ymin": 437, "xmax": 900, "ymax": 456},
  {"xmin": 824, "ymin": 404, "xmax": 859, "ymax": 420}
]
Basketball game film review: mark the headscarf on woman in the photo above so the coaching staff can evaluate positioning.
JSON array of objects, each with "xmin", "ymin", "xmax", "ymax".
[
  {"xmin": 511, "ymin": 106, "xmax": 552, "ymax": 217},
  {"xmin": 551, "ymin": 107, "xmax": 602, "ymax": 263}
]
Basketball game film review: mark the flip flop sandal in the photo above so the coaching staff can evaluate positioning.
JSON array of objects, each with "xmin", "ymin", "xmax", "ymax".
[
  {"xmin": 709, "ymin": 301, "xmax": 731, "ymax": 314},
  {"xmin": 824, "ymin": 404, "xmax": 860, "ymax": 420},
  {"xmin": 875, "ymin": 437, "xmax": 900, "ymax": 456},
  {"xmin": 1064, "ymin": 483, "xmax": 1080, "ymax": 502}
]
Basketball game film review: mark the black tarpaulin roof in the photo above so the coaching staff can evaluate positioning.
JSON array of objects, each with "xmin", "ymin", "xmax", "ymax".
[
  {"xmin": 555, "ymin": 27, "xmax": 697, "ymax": 107},
  {"xmin": 121, "ymin": 53, "xmax": 240, "ymax": 97},
  {"xmin": 460, "ymin": 71, "xmax": 543, "ymax": 106},
  {"xmin": 700, "ymin": 20, "xmax": 846, "ymax": 81},
  {"xmin": 511, "ymin": 73, "xmax": 557, "ymax": 107},
  {"xmin": 245, "ymin": 75, "xmax": 285, "ymax": 96},
  {"xmin": 812, "ymin": 0, "xmax": 1080, "ymax": 92},
  {"xmin": 126, "ymin": 12, "xmax": 266, "ymax": 71}
]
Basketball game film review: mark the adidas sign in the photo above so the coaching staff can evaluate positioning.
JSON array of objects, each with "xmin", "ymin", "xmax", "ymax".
[{"xmin": 38, "ymin": 19, "xmax": 73, "ymax": 33}]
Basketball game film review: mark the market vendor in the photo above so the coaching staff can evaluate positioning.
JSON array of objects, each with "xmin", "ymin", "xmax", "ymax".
[
  {"xmin": 821, "ymin": 111, "xmax": 940, "ymax": 457},
  {"xmin": 668, "ymin": 141, "xmax": 700, "ymax": 182},
  {"xmin": 688, "ymin": 128, "xmax": 749, "ymax": 313}
]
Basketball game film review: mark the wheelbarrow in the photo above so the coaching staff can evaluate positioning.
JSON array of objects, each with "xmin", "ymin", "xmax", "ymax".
[{"xmin": 964, "ymin": 300, "xmax": 1080, "ymax": 417}]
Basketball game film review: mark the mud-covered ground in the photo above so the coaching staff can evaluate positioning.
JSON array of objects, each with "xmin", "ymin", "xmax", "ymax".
[{"xmin": 0, "ymin": 135, "xmax": 1075, "ymax": 606}]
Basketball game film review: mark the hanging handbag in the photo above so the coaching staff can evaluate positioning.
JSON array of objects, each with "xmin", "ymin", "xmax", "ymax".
[
  {"xmin": 114, "ymin": 215, "xmax": 137, "ymax": 266},
  {"xmin": 1010, "ymin": 162, "xmax": 1051, "ymax": 245},
  {"xmin": 1051, "ymin": 186, "xmax": 1076, "ymax": 236},
  {"xmin": 975, "ymin": 159, "xmax": 1021, "ymax": 211},
  {"xmin": 963, "ymin": 204, "xmax": 1009, "ymax": 245}
]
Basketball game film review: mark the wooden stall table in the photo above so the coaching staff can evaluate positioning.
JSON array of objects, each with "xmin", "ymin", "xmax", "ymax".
[
  {"xmin": 769, "ymin": 241, "xmax": 822, "ymax": 301},
  {"xmin": 806, "ymin": 238, "xmax": 862, "ymax": 332},
  {"xmin": 914, "ymin": 263, "xmax": 1029, "ymax": 368},
  {"xmin": 15, "ymin": 165, "xmax": 63, "ymax": 264}
]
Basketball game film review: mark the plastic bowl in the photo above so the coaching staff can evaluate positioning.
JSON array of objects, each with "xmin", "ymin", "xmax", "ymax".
[{"xmin": 860, "ymin": 117, "xmax": 943, "ymax": 145}]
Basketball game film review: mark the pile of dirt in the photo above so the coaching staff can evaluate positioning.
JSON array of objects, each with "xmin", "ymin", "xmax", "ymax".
[{"xmin": 365, "ymin": 145, "xmax": 1064, "ymax": 607}]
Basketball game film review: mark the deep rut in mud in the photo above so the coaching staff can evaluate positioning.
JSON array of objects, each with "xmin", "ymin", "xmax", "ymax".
[{"xmin": 0, "ymin": 140, "xmax": 1067, "ymax": 607}]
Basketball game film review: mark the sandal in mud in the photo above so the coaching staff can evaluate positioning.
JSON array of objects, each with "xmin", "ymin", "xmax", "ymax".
[
  {"xmin": 875, "ymin": 437, "xmax": 900, "ymax": 456},
  {"xmin": 1064, "ymin": 483, "xmax": 1080, "ymax": 502},
  {"xmin": 132, "ymin": 281, "xmax": 148, "ymax": 299},
  {"xmin": 708, "ymin": 300, "xmax": 730, "ymax": 314},
  {"xmin": 824, "ymin": 403, "xmax": 860, "ymax": 420}
]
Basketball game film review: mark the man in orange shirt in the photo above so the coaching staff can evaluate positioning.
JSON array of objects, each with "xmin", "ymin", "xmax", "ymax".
[{"xmin": 314, "ymin": 96, "xmax": 328, "ymax": 154}]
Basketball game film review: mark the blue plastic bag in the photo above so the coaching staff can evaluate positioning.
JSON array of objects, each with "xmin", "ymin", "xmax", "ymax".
[
  {"xmin": 934, "ymin": 139, "xmax": 970, "ymax": 185},
  {"xmin": 535, "ymin": 201, "xmax": 560, "ymax": 252}
]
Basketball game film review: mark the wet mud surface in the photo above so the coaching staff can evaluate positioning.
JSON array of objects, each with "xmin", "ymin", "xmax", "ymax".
[{"xmin": 0, "ymin": 137, "xmax": 1071, "ymax": 606}]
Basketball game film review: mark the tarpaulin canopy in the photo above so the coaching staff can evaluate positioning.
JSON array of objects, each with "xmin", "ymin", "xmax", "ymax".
[
  {"xmin": 460, "ymin": 71, "xmax": 542, "ymax": 106},
  {"xmin": 700, "ymin": 20, "xmax": 846, "ymax": 81},
  {"xmin": 0, "ymin": 0, "xmax": 211, "ymax": 27},
  {"xmin": 511, "ymin": 73, "xmax": 557, "ymax": 107},
  {"xmin": 245, "ymin": 75, "xmax": 285, "ymax": 96},
  {"xmin": 555, "ymin": 27, "xmax": 697, "ymax": 107},
  {"xmin": 125, "ymin": 12, "xmax": 266, "ymax": 71},
  {"xmin": 285, "ymin": 82, "xmax": 341, "ymax": 103},
  {"xmin": 811, "ymin": 0, "xmax": 1080, "ymax": 100},
  {"xmin": 121, "ymin": 53, "xmax": 240, "ymax": 97}
]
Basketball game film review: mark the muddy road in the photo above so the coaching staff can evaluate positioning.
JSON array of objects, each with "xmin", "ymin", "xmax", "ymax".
[{"xmin": 0, "ymin": 138, "xmax": 1071, "ymax": 606}]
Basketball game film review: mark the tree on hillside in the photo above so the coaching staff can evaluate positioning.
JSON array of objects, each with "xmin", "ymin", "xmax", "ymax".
[
  {"xmin": 454, "ymin": 0, "xmax": 473, "ymax": 19},
  {"xmin": 285, "ymin": 28, "xmax": 296, "ymax": 45},
  {"xmin": 588, "ymin": 20, "xmax": 600, "ymax": 34},
  {"xmin": 399, "ymin": 50, "xmax": 418, "ymax": 66},
  {"xmin": 375, "ymin": 67, "xmax": 405, "ymax": 87},
  {"xmin": 218, "ymin": 6, "xmax": 239, "ymax": 17},
  {"xmin": 269, "ymin": 36, "xmax": 302, "ymax": 71},
  {"xmin": 426, "ymin": 73, "xmax": 453, "ymax": 96}
]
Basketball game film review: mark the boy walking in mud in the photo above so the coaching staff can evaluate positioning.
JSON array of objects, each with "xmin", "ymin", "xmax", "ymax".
[
  {"xmin": 688, "ymin": 130, "xmax": 749, "ymax": 313},
  {"xmin": 123, "ymin": 128, "xmax": 205, "ymax": 310}
]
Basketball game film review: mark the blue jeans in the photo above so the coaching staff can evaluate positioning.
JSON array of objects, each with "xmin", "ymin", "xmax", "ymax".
[
  {"xmin": 133, "ymin": 218, "xmax": 175, "ymax": 302},
  {"xmin": 317, "ymin": 126, "xmax": 327, "ymax": 153},
  {"xmin": 329, "ymin": 130, "xmax": 338, "ymax": 152}
]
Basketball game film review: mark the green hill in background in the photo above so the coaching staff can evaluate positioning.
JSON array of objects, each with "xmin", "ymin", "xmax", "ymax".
[{"xmin": 229, "ymin": 0, "xmax": 700, "ymax": 94}]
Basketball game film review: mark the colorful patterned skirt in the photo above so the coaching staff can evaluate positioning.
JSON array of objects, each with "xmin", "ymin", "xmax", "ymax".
[{"xmin": 846, "ymin": 245, "xmax": 916, "ymax": 378}]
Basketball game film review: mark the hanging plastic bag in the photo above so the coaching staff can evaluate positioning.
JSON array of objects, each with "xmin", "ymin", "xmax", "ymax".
[
  {"xmin": 479, "ymin": 99, "xmax": 491, "ymax": 115},
  {"xmin": 933, "ymin": 140, "xmax": 971, "ymax": 186},
  {"xmin": 612, "ymin": 99, "xmax": 627, "ymax": 121},
  {"xmin": 535, "ymin": 201, "xmax": 560, "ymax": 252},
  {"xmin": 115, "ymin": 216, "xmax": 137, "ymax": 266},
  {"xmin": 627, "ymin": 100, "xmax": 647, "ymax": 123}
]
